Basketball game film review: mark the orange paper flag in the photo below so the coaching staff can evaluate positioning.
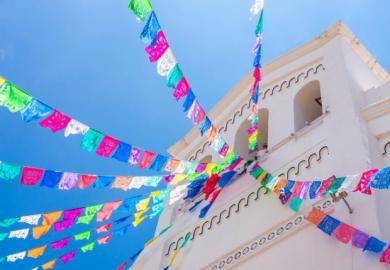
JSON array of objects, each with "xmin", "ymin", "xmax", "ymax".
[
  {"xmin": 28, "ymin": 245, "xmax": 47, "ymax": 259},
  {"xmin": 42, "ymin": 259, "xmax": 56, "ymax": 270},
  {"xmin": 33, "ymin": 225, "xmax": 51, "ymax": 239},
  {"xmin": 43, "ymin": 211, "xmax": 62, "ymax": 226}
]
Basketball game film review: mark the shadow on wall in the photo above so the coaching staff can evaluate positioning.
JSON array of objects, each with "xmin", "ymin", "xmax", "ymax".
[
  {"xmin": 294, "ymin": 80, "xmax": 323, "ymax": 132},
  {"xmin": 234, "ymin": 108, "xmax": 269, "ymax": 160}
]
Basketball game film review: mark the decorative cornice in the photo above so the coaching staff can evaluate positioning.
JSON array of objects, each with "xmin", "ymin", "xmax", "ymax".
[
  {"xmin": 203, "ymin": 199, "xmax": 334, "ymax": 270},
  {"xmin": 383, "ymin": 141, "xmax": 390, "ymax": 156},
  {"xmin": 362, "ymin": 97, "xmax": 390, "ymax": 121},
  {"xmin": 260, "ymin": 64, "xmax": 325, "ymax": 100},
  {"xmin": 188, "ymin": 64, "xmax": 325, "ymax": 161},
  {"xmin": 278, "ymin": 146, "xmax": 329, "ymax": 179},
  {"xmin": 165, "ymin": 185, "xmax": 269, "ymax": 256}
]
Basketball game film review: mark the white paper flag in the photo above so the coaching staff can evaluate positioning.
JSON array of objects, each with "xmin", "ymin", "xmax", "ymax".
[
  {"xmin": 157, "ymin": 48, "xmax": 177, "ymax": 77},
  {"xmin": 9, "ymin": 228, "xmax": 29, "ymax": 239},
  {"xmin": 250, "ymin": 0, "xmax": 264, "ymax": 17},
  {"xmin": 7, "ymin": 251, "xmax": 26, "ymax": 262},
  {"xmin": 339, "ymin": 174, "xmax": 361, "ymax": 192},
  {"xmin": 19, "ymin": 214, "xmax": 41, "ymax": 226},
  {"xmin": 64, "ymin": 119, "xmax": 89, "ymax": 137}
]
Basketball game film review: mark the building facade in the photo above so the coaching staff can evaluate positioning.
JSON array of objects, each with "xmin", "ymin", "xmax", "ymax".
[{"xmin": 132, "ymin": 22, "xmax": 390, "ymax": 270}]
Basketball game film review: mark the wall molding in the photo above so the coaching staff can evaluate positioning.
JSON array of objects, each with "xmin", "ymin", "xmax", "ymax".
[
  {"xmin": 165, "ymin": 185, "xmax": 269, "ymax": 256},
  {"xmin": 383, "ymin": 141, "xmax": 390, "ymax": 156},
  {"xmin": 260, "ymin": 64, "xmax": 325, "ymax": 100},
  {"xmin": 203, "ymin": 198, "xmax": 334, "ymax": 270},
  {"xmin": 278, "ymin": 145, "xmax": 329, "ymax": 179}
]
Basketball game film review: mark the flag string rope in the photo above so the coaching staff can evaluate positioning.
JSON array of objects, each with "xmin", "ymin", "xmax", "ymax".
[
  {"xmin": 0, "ymin": 77, "xmax": 226, "ymax": 175},
  {"xmin": 0, "ymin": 188, "xmax": 171, "ymax": 238},
  {"xmin": 1, "ymin": 213, "xmax": 136, "ymax": 264},
  {"xmin": 127, "ymin": 0, "xmax": 243, "ymax": 166},
  {"xmin": 0, "ymin": 158, "xmax": 224, "ymax": 191}
]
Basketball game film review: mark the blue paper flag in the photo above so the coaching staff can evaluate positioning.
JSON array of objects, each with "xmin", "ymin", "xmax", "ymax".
[
  {"xmin": 149, "ymin": 155, "xmax": 168, "ymax": 171},
  {"xmin": 218, "ymin": 171, "xmax": 236, "ymax": 188},
  {"xmin": 199, "ymin": 203, "xmax": 212, "ymax": 219},
  {"xmin": 363, "ymin": 237, "xmax": 387, "ymax": 253},
  {"xmin": 199, "ymin": 117, "xmax": 211, "ymax": 136},
  {"xmin": 309, "ymin": 181, "xmax": 321, "ymax": 199},
  {"xmin": 182, "ymin": 90, "xmax": 195, "ymax": 113},
  {"xmin": 40, "ymin": 170, "xmax": 63, "ymax": 188},
  {"xmin": 317, "ymin": 215, "xmax": 341, "ymax": 235},
  {"xmin": 189, "ymin": 200, "xmax": 203, "ymax": 213},
  {"xmin": 369, "ymin": 167, "xmax": 390, "ymax": 189},
  {"xmin": 140, "ymin": 12, "xmax": 161, "ymax": 46},
  {"xmin": 93, "ymin": 176, "xmax": 115, "ymax": 188},
  {"xmin": 253, "ymin": 44, "xmax": 262, "ymax": 68},
  {"xmin": 20, "ymin": 99, "xmax": 53, "ymax": 122},
  {"xmin": 112, "ymin": 142, "xmax": 132, "ymax": 163},
  {"xmin": 118, "ymin": 196, "xmax": 142, "ymax": 213}
]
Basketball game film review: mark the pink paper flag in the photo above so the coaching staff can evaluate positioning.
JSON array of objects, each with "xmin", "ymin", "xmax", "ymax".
[
  {"xmin": 353, "ymin": 168, "xmax": 378, "ymax": 195},
  {"xmin": 173, "ymin": 77, "xmax": 190, "ymax": 101},
  {"xmin": 21, "ymin": 167, "xmax": 44, "ymax": 186},
  {"xmin": 97, "ymin": 234, "xmax": 112, "ymax": 245},
  {"xmin": 145, "ymin": 31, "xmax": 169, "ymax": 62},
  {"xmin": 97, "ymin": 201, "xmax": 122, "ymax": 222},
  {"xmin": 60, "ymin": 250, "xmax": 76, "ymax": 264},
  {"xmin": 50, "ymin": 237, "xmax": 71, "ymax": 250},
  {"xmin": 39, "ymin": 109, "xmax": 71, "ymax": 133},
  {"xmin": 96, "ymin": 135, "xmax": 120, "ymax": 157}
]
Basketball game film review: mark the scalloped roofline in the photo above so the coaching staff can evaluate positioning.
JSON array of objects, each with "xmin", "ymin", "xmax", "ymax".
[{"xmin": 168, "ymin": 21, "xmax": 389, "ymax": 157}]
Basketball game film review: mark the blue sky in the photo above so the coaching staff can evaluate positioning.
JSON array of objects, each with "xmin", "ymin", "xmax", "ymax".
[{"xmin": 0, "ymin": 0, "xmax": 389, "ymax": 269}]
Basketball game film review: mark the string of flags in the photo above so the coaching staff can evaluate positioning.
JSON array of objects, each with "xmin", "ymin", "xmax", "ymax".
[
  {"xmin": 127, "ymin": 0, "xmax": 242, "ymax": 166},
  {"xmin": 0, "ymin": 189, "xmax": 172, "ymax": 241},
  {"xmin": 2, "ymin": 215, "xmax": 122, "ymax": 264},
  {"xmin": 306, "ymin": 207, "xmax": 390, "ymax": 264},
  {"xmin": 249, "ymin": 165, "xmax": 390, "ymax": 212},
  {"xmin": 26, "ymin": 223, "xmax": 131, "ymax": 269},
  {"xmin": 0, "ymin": 159, "xmax": 229, "ymax": 190},
  {"xmin": 247, "ymin": 0, "xmax": 264, "ymax": 154},
  {"xmin": 0, "ymin": 77, "xmax": 225, "ymax": 175}
]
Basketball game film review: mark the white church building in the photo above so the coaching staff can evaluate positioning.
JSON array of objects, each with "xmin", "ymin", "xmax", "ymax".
[{"xmin": 132, "ymin": 22, "xmax": 390, "ymax": 270}]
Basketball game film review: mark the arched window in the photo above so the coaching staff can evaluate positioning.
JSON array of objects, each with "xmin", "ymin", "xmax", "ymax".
[
  {"xmin": 294, "ymin": 81, "xmax": 323, "ymax": 132},
  {"xmin": 234, "ymin": 108, "xmax": 269, "ymax": 160}
]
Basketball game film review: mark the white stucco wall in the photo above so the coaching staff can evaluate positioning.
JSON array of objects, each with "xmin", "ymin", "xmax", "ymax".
[{"xmin": 132, "ymin": 23, "xmax": 390, "ymax": 270}]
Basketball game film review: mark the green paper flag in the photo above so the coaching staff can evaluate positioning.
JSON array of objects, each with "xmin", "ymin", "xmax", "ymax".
[
  {"xmin": 74, "ymin": 231, "xmax": 91, "ymax": 241},
  {"xmin": 255, "ymin": 10, "xmax": 264, "ymax": 37},
  {"xmin": 0, "ymin": 162, "xmax": 22, "ymax": 181},
  {"xmin": 81, "ymin": 242, "xmax": 96, "ymax": 253},
  {"xmin": 0, "ymin": 217, "xmax": 19, "ymax": 227},
  {"xmin": 129, "ymin": 0, "xmax": 153, "ymax": 22},
  {"xmin": 0, "ymin": 81, "xmax": 32, "ymax": 112},
  {"xmin": 0, "ymin": 232, "xmax": 8, "ymax": 241},
  {"xmin": 166, "ymin": 65, "xmax": 183, "ymax": 88},
  {"xmin": 80, "ymin": 129, "xmax": 104, "ymax": 153},
  {"xmin": 325, "ymin": 177, "xmax": 346, "ymax": 196},
  {"xmin": 77, "ymin": 215, "xmax": 94, "ymax": 225},
  {"xmin": 85, "ymin": 204, "xmax": 103, "ymax": 216},
  {"xmin": 290, "ymin": 198, "xmax": 303, "ymax": 212}
]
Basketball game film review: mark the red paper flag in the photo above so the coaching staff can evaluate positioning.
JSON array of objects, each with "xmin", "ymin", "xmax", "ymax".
[
  {"xmin": 333, "ymin": 223, "xmax": 355, "ymax": 244},
  {"xmin": 380, "ymin": 245, "xmax": 390, "ymax": 264},
  {"xmin": 306, "ymin": 207, "xmax": 326, "ymax": 226},
  {"xmin": 138, "ymin": 151, "xmax": 156, "ymax": 169},
  {"xmin": 77, "ymin": 174, "xmax": 96, "ymax": 189},
  {"xmin": 96, "ymin": 223, "xmax": 111, "ymax": 234}
]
